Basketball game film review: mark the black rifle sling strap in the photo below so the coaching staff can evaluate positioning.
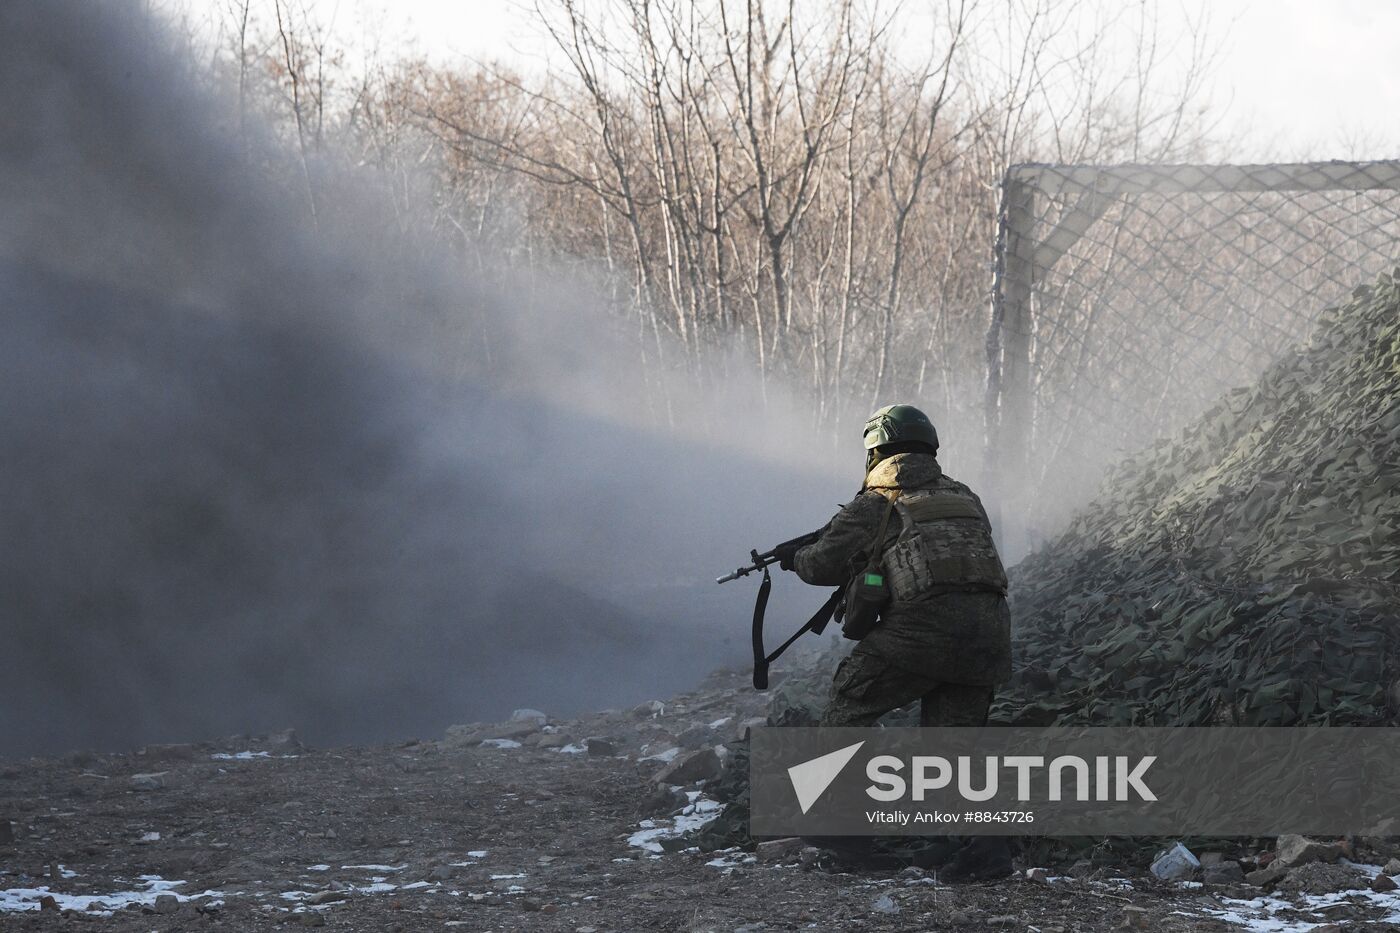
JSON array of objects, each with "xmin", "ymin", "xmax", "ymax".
[{"xmin": 751, "ymin": 569, "xmax": 844, "ymax": 691}]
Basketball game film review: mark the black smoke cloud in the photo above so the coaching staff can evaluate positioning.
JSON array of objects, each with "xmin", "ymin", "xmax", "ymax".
[{"xmin": 0, "ymin": 2, "xmax": 846, "ymax": 756}]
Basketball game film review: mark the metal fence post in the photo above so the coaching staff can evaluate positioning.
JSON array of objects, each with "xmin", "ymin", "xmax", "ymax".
[{"xmin": 986, "ymin": 171, "xmax": 1036, "ymax": 556}]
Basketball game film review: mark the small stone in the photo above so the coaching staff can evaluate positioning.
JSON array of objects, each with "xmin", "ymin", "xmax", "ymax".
[
  {"xmin": 985, "ymin": 916, "xmax": 1017, "ymax": 927},
  {"xmin": 1120, "ymin": 906, "xmax": 1150, "ymax": 929},
  {"xmin": 530, "ymin": 732, "xmax": 575, "ymax": 748},
  {"xmin": 511, "ymin": 709, "xmax": 548, "ymax": 726},
  {"xmin": 799, "ymin": 846, "xmax": 822, "ymax": 867},
  {"xmin": 755, "ymin": 837, "xmax": 803, "ymax": 861},
  {"xmin": 152, "ymin": 894, "xmax": 179, "ymax": 915},
  {"xmin": 130, "ymin": 772, "xmax": 168, "ymax": 792},
  {"xmin": 584, "ymin": 737, "xmax": 617, "ymax": 757},
  {"xmin": 1202, "ymin": 860, "xmax": 1245, "ymax": 885},
  {"xmin": 428, "ymin": 864, "xmax": 455, "ymax": 881},
  {"xmin": 1067, "ymin": 858, "xmax": 1096, "ymax": 878},
  {"xmin": 871, "ymin": 893, "xmax": 899, "ymax": 914},
  {"xmin": 307, "ymin": 890, "xmax": 348, "ymax": 905},
  {"xmin": 1025, "ymin": 866, "xmax": 1050, "ymax": 883},
  {"xmin": 1385, "ymin": 858, "xmax": 1400, "ymax": 875},
  {"xmin": 653, "ymin": 748, "xmax": 721, "ymax": 785},
  {"xmin": 676, "ymin": 724, "xmax": 718, "ymax": 749},
  {"xmin": 1372, "ymin": 873, "xmax": 1398, "ymax": 893},
  {"xmin": 1149, "ymin": 841, "xmax": 1199, "ymax": 882},
  {"xmin": 1246, "ymin": 863, "xmax": 1288, "ymax": 887},
  {"xmin": 39, "ymin": 895, "xmax": 58, "ymax": 911},
  {"xmin": 1197, "ymin": 851, "xmax": 1224, "ymax": 868},
  {"xmin": 631, "ymin": 700, "xmax": 665, "ymax": 719},
  {"xmin": 641, "ymin": 784, "xmax": 687, "ymax": 816},
  {"xmin": 298, "ymin": 912, "xmax": 326, "ymax": 927}
]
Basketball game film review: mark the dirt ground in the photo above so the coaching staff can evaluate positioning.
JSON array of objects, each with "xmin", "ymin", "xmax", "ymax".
[{"xmin": 4, "ymin": 670, "xmax": 1399, "ymax": 932}]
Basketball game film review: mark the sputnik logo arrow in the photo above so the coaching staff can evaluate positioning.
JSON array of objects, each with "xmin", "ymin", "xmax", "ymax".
[{"xmin": 787, "ymin": 741, "xmax": 865, "ymax": 814}]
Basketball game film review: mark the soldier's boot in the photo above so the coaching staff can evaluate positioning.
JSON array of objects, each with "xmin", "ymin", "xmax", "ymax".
[{"xmin": 937, "ymin": 837, "xmax": 1013, "ymax": 882}]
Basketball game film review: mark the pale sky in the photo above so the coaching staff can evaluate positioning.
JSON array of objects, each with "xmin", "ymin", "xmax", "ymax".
[{"xmin": 172, "ymin": 0, "xmax": 1400, "ymax": 162}]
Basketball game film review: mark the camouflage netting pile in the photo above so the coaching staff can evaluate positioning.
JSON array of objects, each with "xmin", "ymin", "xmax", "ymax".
[{"xmin": 994, "ymin": 271, "xmax": 1400, "ymax": 727}]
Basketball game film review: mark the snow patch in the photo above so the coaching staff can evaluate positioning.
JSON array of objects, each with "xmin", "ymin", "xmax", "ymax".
[
  {"xmin": 627, "ymin": 796, "xmax": 723, "ymax": 853},
  {"xmin": 479, "ymin": 739, "xmax": 521, "ymax": 749},
  {"xmin": 0, "ymin": 875, "xmax": 216, "ymax": 914}
]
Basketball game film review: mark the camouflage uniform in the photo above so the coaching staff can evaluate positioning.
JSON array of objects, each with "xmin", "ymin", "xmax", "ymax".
[{"xmin": 793, "ymin": 451, "xmax": 1011, "ymax": 727}]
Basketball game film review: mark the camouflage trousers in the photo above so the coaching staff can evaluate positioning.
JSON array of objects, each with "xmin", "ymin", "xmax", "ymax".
[{"xmin": 819, "ymin": 642, "xmax": 993, "ymax": 727}]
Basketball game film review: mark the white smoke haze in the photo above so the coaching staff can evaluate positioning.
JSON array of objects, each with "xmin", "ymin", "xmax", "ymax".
[{"xmin": 0, "ymin": 1, "xmax": 856, "ymax": 757}]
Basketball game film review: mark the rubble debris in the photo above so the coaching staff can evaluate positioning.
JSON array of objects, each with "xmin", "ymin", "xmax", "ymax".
[
  {"xmin": 1201, "ymin": 860, "xmax": 1244, "ymax": 885},
  {"xmin": 1275, "ymin": 860, "xmax": 1368, "ymax": 895},
  {"xmin": 1149, "ymin": 842, "xmax": 1199, "ymax": 881},
  {"xmin": 870, "ymin": 893, "xmax": 900, "ymax": 914},
  {"xmin": 997, "ymin": 272, "xmax": 1400, "ymax": 728}
]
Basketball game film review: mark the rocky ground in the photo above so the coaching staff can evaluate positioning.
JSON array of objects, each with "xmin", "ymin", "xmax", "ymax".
[{"xmin": 5, "ymin": 667, "xmax": 1400, "ymax": 932}]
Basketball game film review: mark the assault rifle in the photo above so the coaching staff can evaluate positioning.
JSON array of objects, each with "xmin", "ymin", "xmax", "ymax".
[{"xmin": 717, "ymin": 529, "xmax": 843, "ymax": 691}]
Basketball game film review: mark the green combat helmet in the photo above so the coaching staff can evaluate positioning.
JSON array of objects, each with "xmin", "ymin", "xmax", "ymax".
[
  {"xmin": 863, "ymin": 403, "xmax": 939, "ymax": 451},
  {"xmin": 863, "ymin": 404, "xmax": 939, "ymax": 473}
]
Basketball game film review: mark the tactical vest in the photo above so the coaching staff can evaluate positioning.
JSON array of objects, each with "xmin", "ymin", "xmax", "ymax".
[{"xmin": 875, "ymin": 481, "xmax": 1008, "ymax": 599}]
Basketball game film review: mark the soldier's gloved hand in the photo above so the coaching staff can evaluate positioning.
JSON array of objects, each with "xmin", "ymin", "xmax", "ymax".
[{"xmin": 773, "ymin": 542, "xmax": 801, "ymax": 572}]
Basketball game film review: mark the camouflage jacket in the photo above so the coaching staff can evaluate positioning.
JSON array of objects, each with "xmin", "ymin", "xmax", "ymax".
[{"xmin": 793, "ymin": 452, "xmax": 1012, "ymax": 685}]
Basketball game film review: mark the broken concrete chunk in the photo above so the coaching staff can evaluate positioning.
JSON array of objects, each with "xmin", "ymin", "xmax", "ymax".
[
  {"xmin": 1202, "ymin": 860, "xmax": 1245, "ymax": 885},
  {"xmin": 1274, "ymin": 833, "xmax": 1342, "ymax": 869}
]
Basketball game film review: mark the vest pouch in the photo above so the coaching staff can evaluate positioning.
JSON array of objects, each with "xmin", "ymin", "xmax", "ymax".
[{"xmin": 841, "ymin": 570, "xmax": 890, "ymax": 640}]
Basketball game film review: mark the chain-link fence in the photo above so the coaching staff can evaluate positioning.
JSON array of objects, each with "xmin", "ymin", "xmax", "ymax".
[{"xmin": 983, "ymin": 160, "xmax": 1400, "ymax": 553}]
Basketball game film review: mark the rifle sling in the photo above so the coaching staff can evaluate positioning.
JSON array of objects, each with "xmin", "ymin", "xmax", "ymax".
[{"xmin": 751, "ymin": 576, "xmax": 843, "ymax": 691}]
